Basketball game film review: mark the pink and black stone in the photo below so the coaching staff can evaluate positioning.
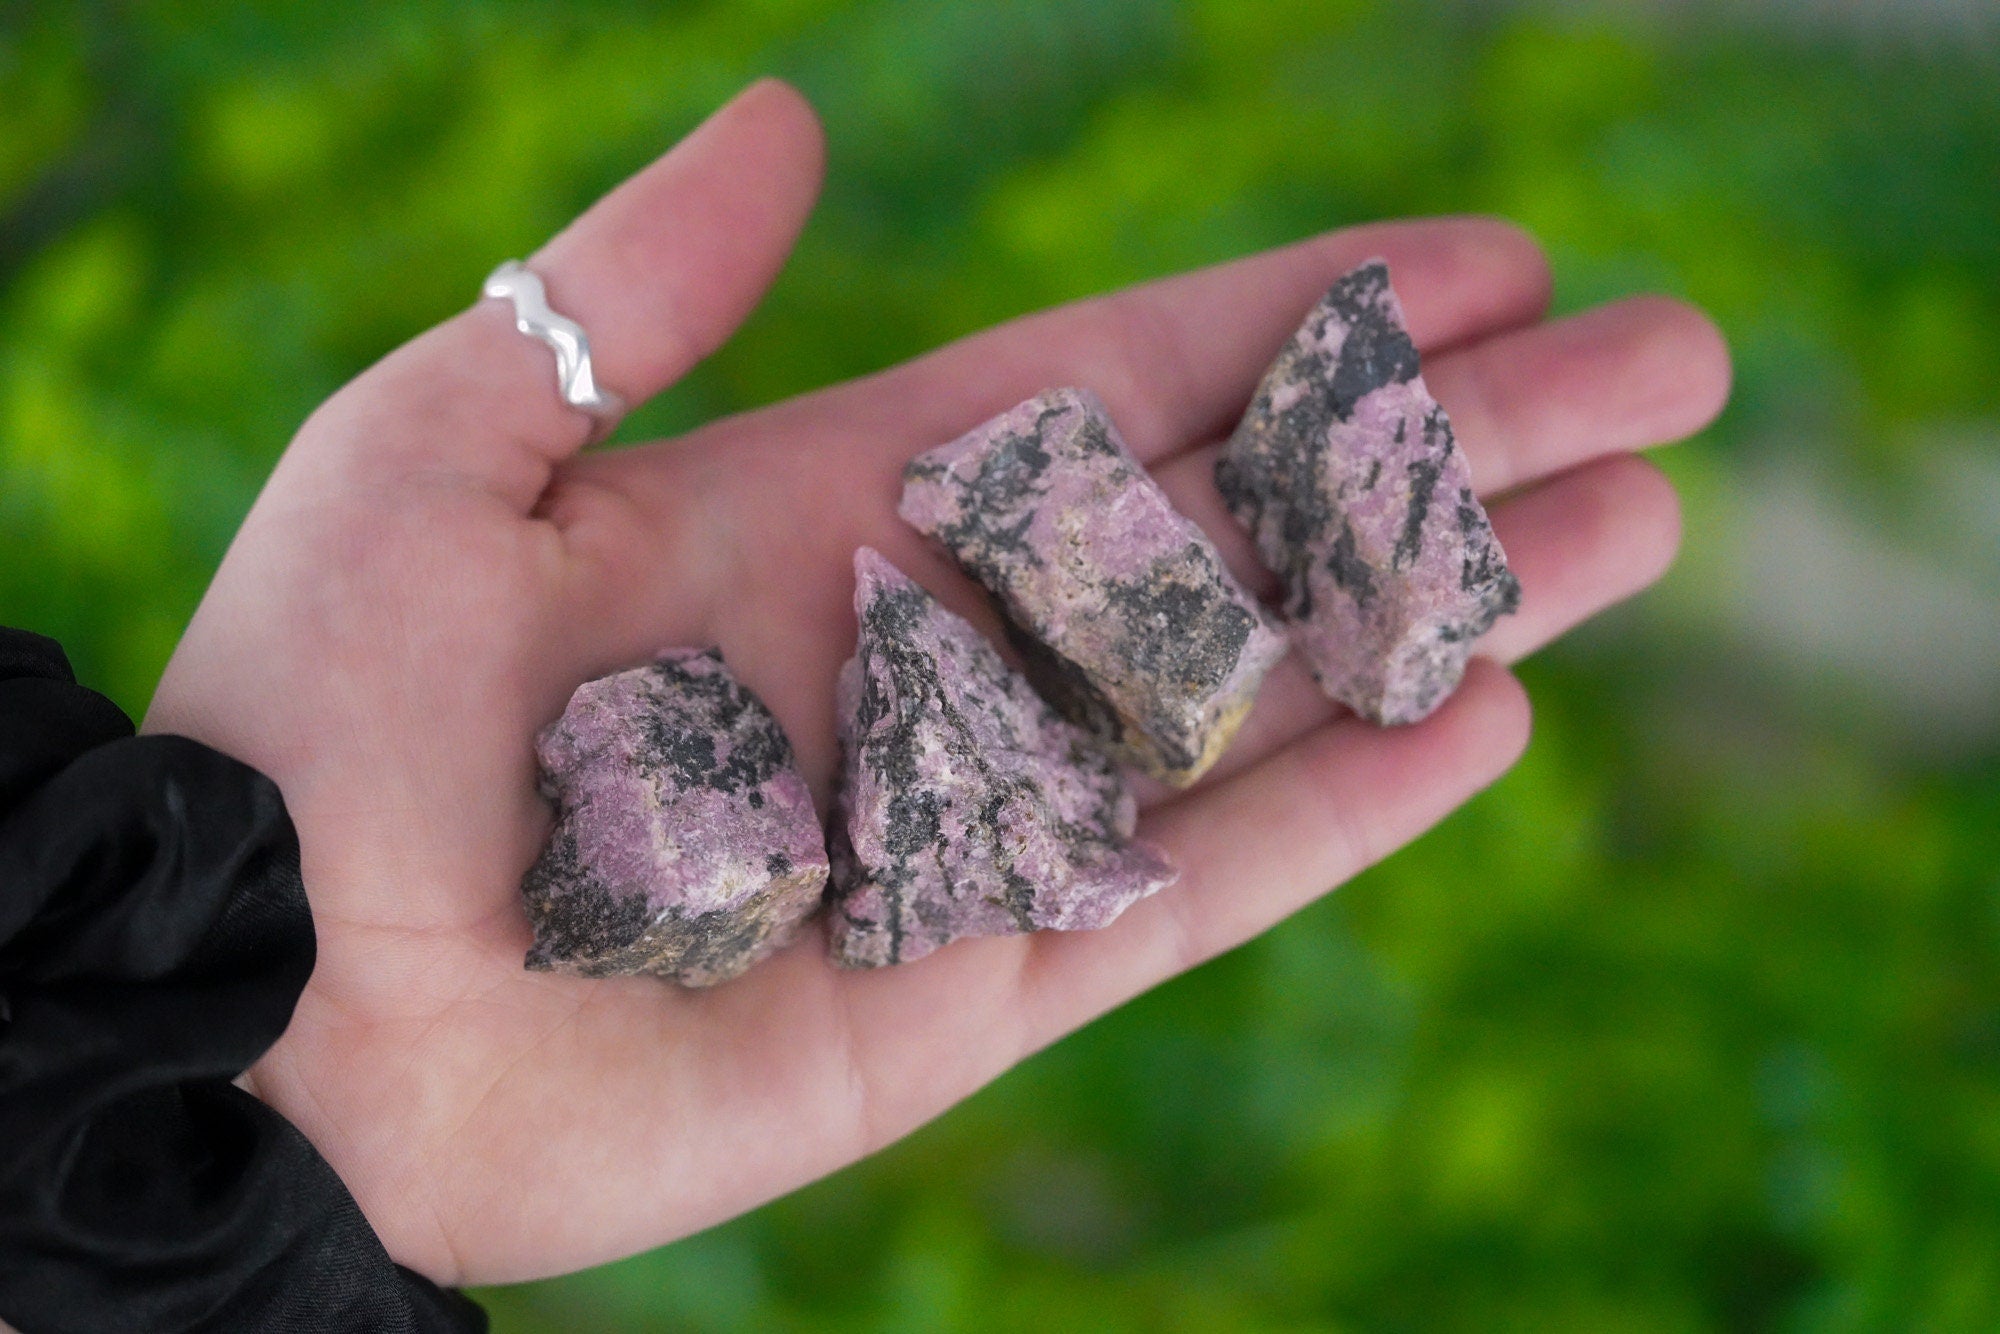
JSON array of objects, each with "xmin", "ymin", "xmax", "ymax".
[
  {"xmin": 1216, "ymin": 260, "xmax": 1520, "ymax": 726},
  {"xmin": 901, "ymin": 387, "xmax": 1287, "ymax": 786},
  {"xmin": 521, "ymin": 648, "xmax": 830, "ymax": 987},
  {"xmin": 828, "ymin": 548, "xmax": 1178, "ymax": 968}
]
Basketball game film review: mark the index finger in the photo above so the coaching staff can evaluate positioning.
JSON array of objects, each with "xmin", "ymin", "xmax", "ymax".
[
  {"xmin": 854, "ymin": 215, "xmax": 1553, "ymax": 464},
  {"xmin": 286, "ymin": 78, "xmax": 826, "ymax": 511}
]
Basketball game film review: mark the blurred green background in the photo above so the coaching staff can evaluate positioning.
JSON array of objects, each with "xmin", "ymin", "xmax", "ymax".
[{"xmin": 6, "ymin": 1, "xmax": 1999, "ymax": 1329}]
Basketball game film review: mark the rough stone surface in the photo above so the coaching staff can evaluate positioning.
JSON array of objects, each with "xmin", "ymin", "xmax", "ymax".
[
  {"xmin": 901, "ymin": 387, "xmax": 1287, "ymax": 786},
  {"xmin": 828, "ymin": 548, "xmax": 1178, "ymax": 968},
  {"xmin": 1216, "ymin": 260, "xmax": 1520, "ymax": 725},
  {"xmin": 522, "ymin": 648, "xmax": 829, "ymax": 987}
]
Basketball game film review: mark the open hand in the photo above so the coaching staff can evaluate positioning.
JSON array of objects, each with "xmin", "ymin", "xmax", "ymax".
[{"xmin": 144, "ymin": 79, "xmax": 1730, "ymax": 1285}]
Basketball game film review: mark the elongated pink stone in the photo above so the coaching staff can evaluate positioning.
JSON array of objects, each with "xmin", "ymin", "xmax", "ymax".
[
  {"xmin": 521, "ymin": 648, "xmax": 829, "ymax": 987},
  {"xmin": 828, "ymin": 548, "xmax": 1178, "ymax": 968},
  {"xmin": 901, "ymin": 387, "xmax": 1287, "ymax": 786},
  {"xmin": 1216, "ymin": 261, "xmax": 1519, "ymax": 725}
]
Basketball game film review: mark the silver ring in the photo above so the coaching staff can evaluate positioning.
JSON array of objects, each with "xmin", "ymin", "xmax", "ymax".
[{"xmin": 482, "ymin": 260, "xmax": 626, "ymax": 440}]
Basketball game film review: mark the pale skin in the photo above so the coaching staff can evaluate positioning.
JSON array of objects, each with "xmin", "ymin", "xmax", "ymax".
[{"xmin": 143, "ymin": 80, "xmax": 1731, "ymax": 1286}]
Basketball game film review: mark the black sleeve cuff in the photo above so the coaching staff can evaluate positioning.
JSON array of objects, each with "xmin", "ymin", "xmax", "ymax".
[{"xmin": 0, "ymin": 629, "xmax": 486, "ymax": 1333}]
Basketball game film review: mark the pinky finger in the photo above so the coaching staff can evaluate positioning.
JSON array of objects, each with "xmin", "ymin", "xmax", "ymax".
[{"xmin": 1019, "ymin": 661, "xmax": 1532, "ymax": 1041}]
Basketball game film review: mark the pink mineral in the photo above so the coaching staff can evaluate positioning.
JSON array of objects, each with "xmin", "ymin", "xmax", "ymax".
[
  {"xmin": 1216, "ymin": 261, "xmax": 1520, "ymax": 725},
  {"xmin": 828, "ymin": 548, "xmax": 1178, "ymax": 968},
  {"xmin": 522, "ymin": 648, "xmax": 830, "ymax": 987},
  {"xmin": 901, "ymin": 387, "xmax": 1287, "ymax": 786}
]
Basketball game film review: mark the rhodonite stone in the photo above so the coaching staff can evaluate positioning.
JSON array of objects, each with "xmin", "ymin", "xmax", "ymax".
[
  {"xmin": 1216, "ymin": 260, "xmax": 1520, "ymax": 725},
  {"xmin": 901, "ymin": 387, "xmax": 1287, "ymax": 786},
  {"xmin": 522, "ymin": 648, "xmax": 829, "ymax": 987},
  {"xmin": 828, "ymin": 547, "xmax": 1178, "ymax": 968}
]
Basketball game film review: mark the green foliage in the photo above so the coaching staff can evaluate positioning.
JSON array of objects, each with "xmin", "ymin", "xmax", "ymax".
[{"xmin": 4, "ymin": 1, "xmax": 1997, "ymax": 1328}]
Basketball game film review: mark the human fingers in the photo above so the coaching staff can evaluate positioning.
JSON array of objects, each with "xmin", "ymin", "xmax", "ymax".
[
  {"xmin": 580, "ymin": 248, "xmax": 1704, "ymax": 701},
  {"xmin": 563, "ymin": 217, "xmax": 1547, "ymax": 721},
  {"xmin": 598, "ymin": 291, "xmax": 1704, "ymax": 789},
  {"xmin": 281, "ymin": 78, "xmax": 825, "ymax": 511}
]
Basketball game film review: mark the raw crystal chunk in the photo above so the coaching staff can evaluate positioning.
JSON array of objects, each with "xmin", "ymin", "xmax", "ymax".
[
  {"xmin": 901, "ymin": 387, "xmax": 1287, "ymax": 786},
  {"xmin": 1216, "ymin": 260, "xmax": 1520, "ymax": 725},
  {"xmin": 828, "ymin": 548, "xmax": 1178, "ymax": 968},
  {"xmin": 522, "ymin": 648, "xmax": 829, "ymax": 987}
]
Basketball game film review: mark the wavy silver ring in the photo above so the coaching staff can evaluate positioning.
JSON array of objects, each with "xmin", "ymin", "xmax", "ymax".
[{"xmin": 482, "ymin": 260, "xmax": 626, "ymax": 440}]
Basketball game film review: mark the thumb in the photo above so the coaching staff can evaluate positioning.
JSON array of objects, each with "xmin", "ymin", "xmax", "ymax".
[{"xmin": 291, "ymin": 77, "xmax": 826, "ymax": 510}]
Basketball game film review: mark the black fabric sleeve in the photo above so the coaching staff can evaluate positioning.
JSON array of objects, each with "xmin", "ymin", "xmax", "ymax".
[{"xmin": 0, "ymin": 629, "xmax": 486, "ymax": 1333}]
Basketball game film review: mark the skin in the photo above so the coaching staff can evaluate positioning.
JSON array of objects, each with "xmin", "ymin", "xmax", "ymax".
[{"xmin": 143, "ymin": 79, "xmax": 1731, "ymax": 1287}]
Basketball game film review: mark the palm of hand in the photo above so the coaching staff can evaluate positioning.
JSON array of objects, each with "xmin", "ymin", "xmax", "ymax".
[{"xmin": 143, "ymin": 82, "xmax": 1728, "ymax": 1286}]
